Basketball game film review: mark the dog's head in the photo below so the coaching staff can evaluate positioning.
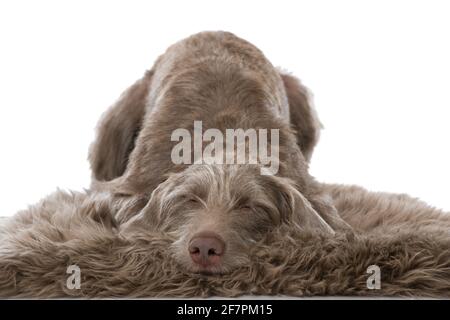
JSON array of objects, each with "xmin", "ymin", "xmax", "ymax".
[
  {"xmin": 122, "ymin": 163, "xmax": 334, "ymax": 274},
  {"xmin": 89, "ymin": 35, "xmax": 351, "ymax": 274}
]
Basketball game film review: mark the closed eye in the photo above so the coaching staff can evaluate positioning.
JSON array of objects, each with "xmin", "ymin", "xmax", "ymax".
[
  {"xmin": 180, "ymin": 195, "xmax": 202, "ymax": 206},
  {"xmin": 237, "ymin": 204, "xmax": 254, "ymax": 212},
  {"xmin": 243, "ymin": 203, "xmax": 278, "ymax": 222},
  {"xmin": 234, "ymin": 197, "xmax": 253, "ymax": 211}
]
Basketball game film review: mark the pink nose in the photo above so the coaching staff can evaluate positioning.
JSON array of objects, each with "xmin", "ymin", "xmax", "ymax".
[{"xmin": 188, "ymin": 232, "xmax": 225, "ymax": 268}]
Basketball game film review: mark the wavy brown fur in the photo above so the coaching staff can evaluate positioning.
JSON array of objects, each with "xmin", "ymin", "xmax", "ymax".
[{"xmin": 1, "ymin": 184, "xmax": 449, "ymax": 298}]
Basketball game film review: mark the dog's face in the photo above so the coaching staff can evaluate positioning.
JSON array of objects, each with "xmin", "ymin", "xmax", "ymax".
[{"xmin": 123, "ymin": 163, "xmax": 334, "ymax": 274}]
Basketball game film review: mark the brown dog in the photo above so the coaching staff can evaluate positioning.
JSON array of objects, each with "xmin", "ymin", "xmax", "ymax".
[{"xmin": 89, "ymin": 31, "xmax": 350, "ymax": 274}]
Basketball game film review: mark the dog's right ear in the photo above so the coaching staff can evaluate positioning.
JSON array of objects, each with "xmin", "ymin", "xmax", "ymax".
[
  {"xmin": 89, "ymin": 71, "xmax": 153, "ymax": 182},
  {"xmin": 119, "ymin": 174, "xmax": 178, "ymax": 233}
]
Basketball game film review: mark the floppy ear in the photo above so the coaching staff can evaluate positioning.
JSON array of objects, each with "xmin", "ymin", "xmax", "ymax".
[
  {"xmin": 79, "ymin": 194, "xmax": 118, "ymax": 230},
  {"xmin": 280, "ymin": 72, "xmax": 322, "ymax": 162},
  {"xmin": 119, "ymin": 175, "xmax": 178, "ymax": 233},
  {"xmin": 89, "ymin": 70, "xmax": 153, "ymax": 182},
  {"xmin": 289, "ymin": 188, "xmax": 336, "ymax": 234},
  {"xmin": 306, "ymin": 179, "xmax": 354, "ymax": 233},
  {"xmin": 269, "ymin": 176, "xmax": 335, "ymax": 234},
  {"xmin": 119, "ymin": 191, "xmax": 160, "ymax": 234}
]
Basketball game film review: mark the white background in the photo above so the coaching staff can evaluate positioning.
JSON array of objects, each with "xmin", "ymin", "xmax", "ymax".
[{"xmin": 1, "ymin": 0, "xmax": 449, "ymax": 216}]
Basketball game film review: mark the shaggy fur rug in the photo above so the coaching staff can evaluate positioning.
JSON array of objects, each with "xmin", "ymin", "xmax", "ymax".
[{"xmin": 0, "ymin": 184, "xmax": 449, "ymax": 298}]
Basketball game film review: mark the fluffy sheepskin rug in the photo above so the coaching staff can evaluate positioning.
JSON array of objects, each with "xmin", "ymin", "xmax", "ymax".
[{"xmin": 0, "ymin": 184, "xmax": 449, "ymax": 298}]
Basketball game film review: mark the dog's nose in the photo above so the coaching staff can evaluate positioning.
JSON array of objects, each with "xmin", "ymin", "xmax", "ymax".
[{"xmin": 188, "ymin": 232, "xmax": 225, "ymax": 268}]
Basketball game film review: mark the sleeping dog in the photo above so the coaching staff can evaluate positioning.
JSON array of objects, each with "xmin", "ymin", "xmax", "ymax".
[{"xmin": 89, "ymin": 31, "xmax": 350, "ymax": 274}]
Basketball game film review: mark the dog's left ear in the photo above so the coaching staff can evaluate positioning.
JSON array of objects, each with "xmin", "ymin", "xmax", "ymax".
[
  {"xmin": 306, "ymin": 180, "xmax": 353, "ymax": 233},
  {"xmin": 268, "ymin": 175, "xmax": 353, "ymax": 234},
  {"xmin": 267, "ymin": 175, "xmax": 335, "ymax": 234},
  {"xmin": 280, "ymin": 72, "xmax": 322, "ymax": 162}
]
